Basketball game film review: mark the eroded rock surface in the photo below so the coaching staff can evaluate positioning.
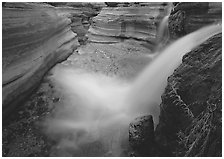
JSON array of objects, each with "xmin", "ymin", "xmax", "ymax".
[
  {"xmin": 2, "ymin": 2, "xmax": 79, "ymax": 120},
  {"xmin": 88, "ymin": 2, "xmax": 171, "ymax": 44},
  {"xmin": 155, "ymin": 33, "xmax": 222, "ymax": 156},
  {"xmin": 169, "ymin": 2, "xmax": 222, "ymax": 38},
  {"xmin": 2, "ymin": 2, "xmax": 221, "ymax": 157},
  {"xmin": 2, "ymin": 2, "xmax": 156, "ymax": 157},
  {"xmin": 54, "ymin": 2, "xmax": 103, "ymax": 45}
]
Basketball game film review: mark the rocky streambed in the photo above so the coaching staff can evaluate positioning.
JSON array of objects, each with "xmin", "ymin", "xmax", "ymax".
[{"xmin": 2, "ymin": 2, "xmax": 222, "ymax": 157}]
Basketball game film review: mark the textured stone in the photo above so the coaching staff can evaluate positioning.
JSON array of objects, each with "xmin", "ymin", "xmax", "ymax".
[
  {"xmin": 155, "ymin": 2, "xmax": 222, "ymax": 156},
  {"xmin": 2, "ymin": 2, "xmax": 79, "ymax": 119},
  {"xmin": 54, "ymin": 3, "xmax": 101, "ymax": 45},
  {"xmin": 155, "ymin": 33, "xmax": 222, "ymax": 156},
  {"xmin": 129, "ymin": 115, "xmax": 155, "ymax": 156},
  {"xmin": 169, "ymin": 2, "xmax": 222, "ymax": 39},
  {"xmin": 88, "ymin": 2, "xmax": 172, "ymax": 43}
]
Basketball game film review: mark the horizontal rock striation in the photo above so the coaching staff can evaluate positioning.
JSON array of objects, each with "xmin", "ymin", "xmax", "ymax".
[
  {"xmin": 2, "ymin": 3, "xmax": 79, "ymax": 120},
  {"xmin": 54, "ymin": 3, "xmax": 101, "ymax": 45},
  {"xmin": 155, "ymin": 33, "xmax": 222, "ymax": 156},
  {"xmin": 169, "ymin": 2, "xmax": 222, "ymax": 38},
  {"xmin": 88, "ymin": 2, "xmax": 172, "ymax": 43}
]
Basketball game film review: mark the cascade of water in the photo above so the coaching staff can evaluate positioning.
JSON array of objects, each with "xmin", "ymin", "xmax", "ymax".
[
  {"xmin": 44, "ymin": 24, "xmax": 221, "ymax": 156},
  {"xmin": 126, "ymin": 24, "xmax": 222, "ymax": 125},
  {"xmin": 154, "ymin": 3, "xmax": 173, "ymax": 51}
]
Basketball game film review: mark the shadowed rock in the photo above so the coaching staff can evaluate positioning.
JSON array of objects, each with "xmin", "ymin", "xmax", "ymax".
[
  {"xmin": 105, "ymin": 2, "xmax": 119, "ymax": 7},
  {"xmin": 129, "ymin": 115, "xmax": 155, "ymax": 156},
  {"xmin": 155, "ymin": 33, "xmax": 222, "ymax": 156},
  {"xmin": 169, "ymin": 2, "xmax": 222, "ymax": 39}
]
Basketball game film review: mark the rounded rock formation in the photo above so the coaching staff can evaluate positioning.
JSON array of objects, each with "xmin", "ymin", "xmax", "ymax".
[{"xmin": 2, "ymin": 2, "xmax": 79, "ymax": 120}]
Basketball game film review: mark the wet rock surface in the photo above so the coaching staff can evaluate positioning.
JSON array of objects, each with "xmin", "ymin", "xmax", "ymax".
[
  {"xmin": 129, "ymin": 115, "xmax": 155, "ymax": 156},
  {"xmin": 155, "ymin": 33, "xmax": 222, "ymax": 156}
]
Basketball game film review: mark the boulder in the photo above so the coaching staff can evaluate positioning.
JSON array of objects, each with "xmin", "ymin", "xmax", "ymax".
[
  {"xmin": 129, "ymin": 115, "xmax": 155, "ymax": 156},
  {"xmin": 2, "ymin": 3, "xmax": 79, "ymax": 120},
  {"xmin": 155, "ymin": 33, "xmax": 222, "ymax": 156}
]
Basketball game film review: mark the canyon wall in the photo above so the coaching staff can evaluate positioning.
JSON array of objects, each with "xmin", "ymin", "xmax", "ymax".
[
  {"xmin": 54, "ymin": 2, "xmax": 103, "ymax": 44},
  {"xmin": 129, "ymin": 2, "xmax": 222, "ymax": 157},
  {"xmin": 2, "ymin": 3, "xmax": 79, "ymax": 119},
  {"xmin": 2, "ymin": 2, "xmax": 222, "ymax": 157},
  {"xmin": 169, "ymin": 2, "xmax": 222, "ymax": 39},
  {"xmin": 88, "ymin": 2, "xmax": 171, "ymax": 44},
  {"xmin": 2, "ymin": 2, "xmax": 172, "ymax": 156},
  {"xmin": 154, "ymin": 2, "xmax": 222, "ymax": 156},
  {"xmin": 155, "ymin": 33, "xmax": 222, "ymax": 157}
]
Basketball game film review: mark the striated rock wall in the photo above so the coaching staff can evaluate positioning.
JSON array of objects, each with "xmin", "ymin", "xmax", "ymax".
[
  {"xmin": 2, "ymin": 3, "xmax": 79, "ymax": 119},
  {"xmin": 155, "ymin": 33, "xmax": 222, "ymax": 156},
  {"xmin": 169, "ymin": 2, "xmax": 222, "ymax": 39},
  {"xmin": 88, "ymin": 2, "xmax": 172, "ymax": 43},
  {"xmin": 54, "ymin": 2, "xmax": 103, "ymax": 45}
]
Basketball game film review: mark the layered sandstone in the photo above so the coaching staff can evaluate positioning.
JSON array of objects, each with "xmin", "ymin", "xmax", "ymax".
[
  {"xmin": 88, "ymin": 2, "xmax": 172, "ymax": 43},
  {"xmin": 54, "ymin": 3, "xmax": 101, "ymax": 45},
  {"xmin": 2, "ymin": 2, "xmax": 222, "ymax": 157},
  {"xmin": 2, "ymin": 2, "xmax": 79, "ymax": 119}
]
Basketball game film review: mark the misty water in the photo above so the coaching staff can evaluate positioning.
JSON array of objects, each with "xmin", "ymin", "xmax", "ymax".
[{"xmin": 43, "ymin": 24, "xmax": 221, "ymax": 156}]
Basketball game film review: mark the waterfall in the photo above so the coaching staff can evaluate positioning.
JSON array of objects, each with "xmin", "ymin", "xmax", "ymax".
[
  {"xmin": 43, "ymin": 24, "xmax": 221, "ymax": 156},
  {"xmin": 154, "ymin": 3, "xmax": 173, "ymax": 51},
  {"xmin": 126, "ymin": 24, "xmax": 222, "ymax": 125}
]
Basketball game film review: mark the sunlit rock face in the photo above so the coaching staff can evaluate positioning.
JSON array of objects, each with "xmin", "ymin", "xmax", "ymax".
[
  {"xmin": 2, "ymin": 2, "xmax": 79, "ymax": 119},
  {"xmin": 88, "ymin": 2, "xmax": 171, "ymax": 43},
  {"xmin": 169, "ymin": 2, "xmax": 222, "ymax": 39}
]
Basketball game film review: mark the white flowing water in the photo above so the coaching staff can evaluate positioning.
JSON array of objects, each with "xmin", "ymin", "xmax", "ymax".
[{"xmin": 44, "ymin": 24, "xmax": 221, "ymax": 156}]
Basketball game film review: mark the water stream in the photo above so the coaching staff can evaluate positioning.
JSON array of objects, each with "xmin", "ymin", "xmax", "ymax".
[{"xmin": 44, "ymin": 24, "xmax": 221, "ymax": 156}]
